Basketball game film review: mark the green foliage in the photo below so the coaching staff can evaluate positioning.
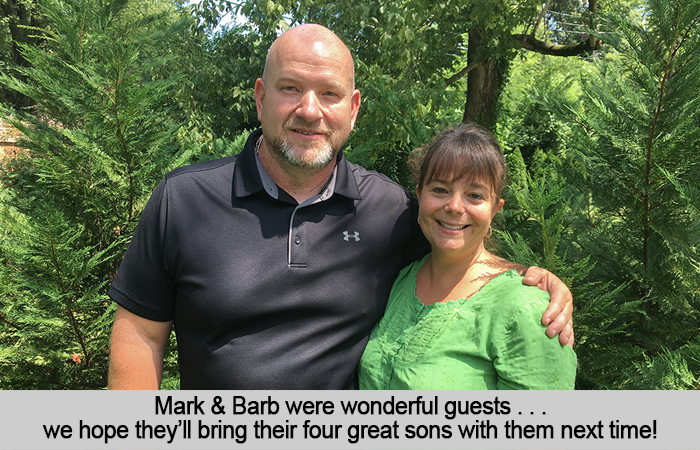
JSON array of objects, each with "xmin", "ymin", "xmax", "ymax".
[
  {"xmin": 346, "ymin": 62, "xmax": 459, "ymax": 187},
  {"xmin": 571, "ymin": 0, "xmax": 700, "ymax": 309},
  {"xmin": 197, "ymin": 0, "xmax": 604, "ymax": 181},
  {"xmin": 536, "ymin": 0, "xmax": 700, "ymax": 389},
  {"xmin": 170, "ymin": 24, "xmax": 265, "ymax": 153},
  {"xmin": 0, "ymin": 0, "xmax": 189, "ymax": 388},
  {"xmin": 505, "ymin": 147, "xmax": 528, "ymax": 194},
  {"xmin": 625, "ymin": 344, "xmax": 700, "ymax": 390},
  {"xmin": 0, "ymin": 0, "xmax": 45, "ymax": 107},
  {"xmin": 495, "ymin": 52, "xmax": 587, "ymax": 166},
  {"xmin": 495, "ymin": 173, "xmax": 643, "ymax": 389}
]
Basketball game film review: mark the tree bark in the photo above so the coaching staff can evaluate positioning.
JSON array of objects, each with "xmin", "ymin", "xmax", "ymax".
[
  {"xmin": 453, "ymin": 0, "xmax": 601, "ymax": 128},
  {"xmin": 1, "ymin": 0, "xmax": 41, "ymax": 109},
  {"xmin": 462, "ymin": 29, "xmax": 505, "ymax": 127},
  {"xmin": 512, "ymin": 33, "xmax": 601, "ymax": 56}
]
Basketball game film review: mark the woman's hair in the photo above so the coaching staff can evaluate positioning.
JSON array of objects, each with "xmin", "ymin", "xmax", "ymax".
[{"xmin": 412, "ymin": 122, "xmax": 506, "ymax": 199}]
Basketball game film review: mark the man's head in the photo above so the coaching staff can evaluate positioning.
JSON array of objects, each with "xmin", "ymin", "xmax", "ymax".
[{"xmin": 254, "ymin": 24, "xmax": 361, "ymax": 171}]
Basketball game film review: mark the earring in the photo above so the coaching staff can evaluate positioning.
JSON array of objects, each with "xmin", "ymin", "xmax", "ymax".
[{"xmin": 485, "ymin": 225, "xmax": 493, "ymax": 238}]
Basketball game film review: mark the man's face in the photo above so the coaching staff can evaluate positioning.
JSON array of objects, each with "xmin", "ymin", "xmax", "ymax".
[{"xmin": 255, "ymin": 35, "xmax": 361, "ymax": 170}]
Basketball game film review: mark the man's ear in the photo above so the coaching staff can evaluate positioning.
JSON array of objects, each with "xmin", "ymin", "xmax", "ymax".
[
  {"xmin": 254, "ymin": 78, "xmax": 265, "ymax": 122},
  {"xmin": 349, "ymin": 89, "xmax": 361, "ymax": 131}
]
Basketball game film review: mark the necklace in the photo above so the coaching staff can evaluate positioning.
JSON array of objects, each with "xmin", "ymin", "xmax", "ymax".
[{"xmin": 255, "ymin": 135, "xmax": 263, "ymax": 153}]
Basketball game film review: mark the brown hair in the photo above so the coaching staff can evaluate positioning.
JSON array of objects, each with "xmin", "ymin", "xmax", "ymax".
[{"xmin": 413, "ymin": 122, "xmax": 506, "ymax": 199}]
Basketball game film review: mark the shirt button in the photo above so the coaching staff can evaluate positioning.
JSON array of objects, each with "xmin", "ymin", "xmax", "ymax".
[{"xmin": 294, "ymin": 236, "xmax": 301, "ymax": 245}]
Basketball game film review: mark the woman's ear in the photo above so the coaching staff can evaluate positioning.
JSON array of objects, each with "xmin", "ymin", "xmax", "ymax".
[{"xmin": 415, "ymin": 185, "xmax": 421, "ymax": 201}]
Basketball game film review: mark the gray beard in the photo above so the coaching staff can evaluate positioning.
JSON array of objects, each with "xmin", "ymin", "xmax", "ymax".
[{"xmin": 270, "ymin": 135, "xmax": 336, "ymax": 170}]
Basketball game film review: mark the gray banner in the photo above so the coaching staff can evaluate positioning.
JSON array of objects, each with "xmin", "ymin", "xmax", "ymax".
[{"xmin": 0, "ymin": 390, "xmax": 694, "ymax": 449}]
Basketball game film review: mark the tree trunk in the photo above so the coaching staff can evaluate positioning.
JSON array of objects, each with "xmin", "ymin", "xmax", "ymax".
[
  {"xmin": 456, "ymin": 1, "xmax": 600, "ymax": 127},
  {"xmin": 1, "ymin": 0, "xmax": 40, "ymax": 109},
  {"xmin": 462, "ymin": 29, "xmax": 505, "ymax": 127}
]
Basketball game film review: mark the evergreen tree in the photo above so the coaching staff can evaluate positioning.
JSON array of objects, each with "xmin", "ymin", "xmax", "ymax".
[
  {"xmin": 506, "ymin": 147, "xmax": 528, "ymax": 195},
  {"xmin": 0, "ymin": 0, "xmax": 189, "ymax": 388},
  {"xmin": 543, "ymin": 0, "xmax": 700, "ymax": 388}
]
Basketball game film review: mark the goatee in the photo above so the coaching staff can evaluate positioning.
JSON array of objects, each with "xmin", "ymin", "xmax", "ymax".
[{"xmin": 268, "ymin": 121, "xmax": 338, "ymax": 170}]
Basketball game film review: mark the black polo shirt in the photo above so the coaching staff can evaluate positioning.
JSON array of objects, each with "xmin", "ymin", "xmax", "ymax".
[{"xmin": 109, "ymin": 129, "xmax": 428, "ymax": 389}]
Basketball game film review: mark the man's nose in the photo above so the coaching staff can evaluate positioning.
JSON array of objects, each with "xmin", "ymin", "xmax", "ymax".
[{"xmin": 296, "ymin": 91, "xmax": 323, "ymax": 121}]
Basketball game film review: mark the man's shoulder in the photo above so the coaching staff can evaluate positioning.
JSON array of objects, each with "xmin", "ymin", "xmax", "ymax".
[
  {"xmin": 165, "ymin": 155, "xmax": 239, "ymax": 181},
  {"xmin": 153, "ymin": 155, "xmax": 240, "ymax": 202},
  {"xmin": 344, "ymin": 159, "xmax": 413, "ymax": 199}
]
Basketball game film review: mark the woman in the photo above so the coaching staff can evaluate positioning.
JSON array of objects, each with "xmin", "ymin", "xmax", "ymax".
[{"xmin": 359, "ymin": 123, "xmax": 576, "ymax": 390}]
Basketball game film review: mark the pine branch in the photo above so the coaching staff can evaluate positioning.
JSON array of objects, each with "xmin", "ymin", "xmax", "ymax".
[
  {"xmin": 49, "ymin": 234, "xmax": 65, "ymax": 289},
  {"xmin": 0, "ymin": 311, "xmax": 25, "ymax": 330}
]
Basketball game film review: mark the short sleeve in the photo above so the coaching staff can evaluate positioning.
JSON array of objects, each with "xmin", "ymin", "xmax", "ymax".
[
  {"xmin": 108, "ymin": 178, "xmax": 176, "ymax": 322},
  {"xmin": 490, "ymin": 287, "xmax": 577, "ymax": 390}
]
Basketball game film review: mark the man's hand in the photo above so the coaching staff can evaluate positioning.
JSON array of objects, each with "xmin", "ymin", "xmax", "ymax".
[{"xmin": 523, "ymin": 266, "xmax": 574, "ymax": 348}]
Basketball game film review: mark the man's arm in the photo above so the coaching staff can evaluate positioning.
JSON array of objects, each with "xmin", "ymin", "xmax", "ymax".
[
  {"xmin": 522, "ymin": 267, "xmax": 574, "ymax": 348},
  {"xmin": 108, "ymin": 305, "xmax": 173, "ymax": 389}
]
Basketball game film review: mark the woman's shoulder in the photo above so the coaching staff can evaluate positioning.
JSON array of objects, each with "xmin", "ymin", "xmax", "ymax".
[{"xmin": 479, "ymin": 269, "xmax": 550, "ymax": 322}]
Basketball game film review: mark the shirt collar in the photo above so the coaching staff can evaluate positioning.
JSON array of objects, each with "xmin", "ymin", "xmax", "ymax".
[
  {"xmin": 254, "ymin": 143, "xmax": 280, "ymax": 199},
  {"xmin": 233, "ymin": 129, "xmax": 362, "ymax": 201}
]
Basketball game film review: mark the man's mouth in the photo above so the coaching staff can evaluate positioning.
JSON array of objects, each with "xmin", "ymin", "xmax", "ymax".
[{"xmin": 438, "ymin": 220, "xmax": 469, "ymax": 230}]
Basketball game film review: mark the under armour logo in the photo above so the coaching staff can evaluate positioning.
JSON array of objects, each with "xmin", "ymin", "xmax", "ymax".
[{"xmin": 343, "ymin": 231, "xmax": 360, "ymax": 242}]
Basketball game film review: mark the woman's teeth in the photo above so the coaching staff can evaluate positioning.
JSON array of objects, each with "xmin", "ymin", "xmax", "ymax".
[{"xmin": 439, "ymin": 221, "xmax": 467, "ymax": 230}]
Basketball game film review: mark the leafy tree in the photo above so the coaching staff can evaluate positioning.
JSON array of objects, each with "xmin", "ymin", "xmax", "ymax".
[
  {"xmin": 0, "ymin": 0, "xmax": 189, "ymax": 388},
  {"xmin": 169, "ymin": 23, "xmax": 265, "ymax": 159},
  {"xmin": 181, "ymin": 1, "xmax": 613, "ymax": 188},
  {"xmin": 0, "ymin": 0, "xmax": 180, "ymax": 108},
  {"xmin": 495, "ymin": 51, "xmax": 588, "ymax": 162},
  {"xmin": 505, "ymin": 147, "xmax": 528, "ymax": 195},
  {"xmin": 203, "ymin": 0, "xmax": 605, "ymax": 126}
]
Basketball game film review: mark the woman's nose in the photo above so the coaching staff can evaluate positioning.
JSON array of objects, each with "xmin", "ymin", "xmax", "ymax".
[{"xmin": 445, "ymin": 193, "xmax": 465, "ymax": 214}]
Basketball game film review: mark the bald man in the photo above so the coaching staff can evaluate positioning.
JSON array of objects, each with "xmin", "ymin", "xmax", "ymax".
[{"xmin": 107, "ymin": 24, "xmax": 573, "ymax": 389}]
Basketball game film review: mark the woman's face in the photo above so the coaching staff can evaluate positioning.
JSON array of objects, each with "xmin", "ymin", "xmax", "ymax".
[{"xmin": 416, "ymin": 175, "xmax": 504, "ymax": 258}]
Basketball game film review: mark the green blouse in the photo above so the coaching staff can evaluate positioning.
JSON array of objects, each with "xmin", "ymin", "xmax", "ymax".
[{"xmin": 359, "ymin": 255, "xmax": 576, "ymax": 390}]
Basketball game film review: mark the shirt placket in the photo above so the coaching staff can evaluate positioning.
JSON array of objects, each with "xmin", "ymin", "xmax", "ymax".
[{"xmin": 288, "ymin": 206, "xmax": 307, "ymax": 268}]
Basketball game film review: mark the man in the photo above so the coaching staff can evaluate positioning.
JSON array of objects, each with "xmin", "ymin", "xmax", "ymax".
[{"xmin": 108, "ymin": 24, "xmax": 573, "ymax": 389}]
